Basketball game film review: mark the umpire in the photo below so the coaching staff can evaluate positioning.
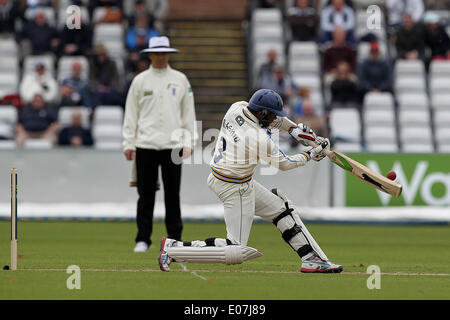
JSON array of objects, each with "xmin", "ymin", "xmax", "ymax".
[{"xmin": 123, "ymin": 36, "xmax": 198, "ymax": 253}]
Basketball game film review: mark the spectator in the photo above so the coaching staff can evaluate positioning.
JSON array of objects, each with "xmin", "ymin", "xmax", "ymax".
[
  {"xmin": 58, "ymin": 79, "xmax": 83, "ymax": 107},
  {"xmin": 0, "ymin": 0, "xmax": 21, "ymax": 35},
  {"xmin": 63, "ymin": 61, "xmax": 96, "ymax": 109},
  {"xmin": 127, "ymin": 0, "xmax": 153, "ymax": 26},
  {"xmin": 319, "ymin": 0, "xmax": 356, "ymax": 45},
  {"xmin": 329, "ymin": 61, "xmax": 360, "ymax": 111},
  {"xmin": 258, "ymin": 64, "xmax": 297, "ymax": 103},
  {"xmin": 293, "ymin": 86, "xmax": 311, "ymax": 116},
  {"xmin": 386, "ymin": 0, "xmax": 424, "ymax": 33},
  {"xmin": 287, "ymin": 0, "xmax": 319, "ymax": 41},
  {"xmin": 295, "ymin": 99, "xmax": 329, "ymax": 138},
  {"xmin": 256, "ymin": 48, "xmax": 278, "ymax": 89},
  {"xmin": 26, "ymin": 0, "xmax": 54, "ymax": 8},
  {"xmin": 322, "ymin": 26, "xmax": 356, "ymax": 76},
  {"xmin": 146, "ymin": 0, "xmax": 169, "ymax": 34},
  {"xmin": 58, "ymin": 109, "xmax": 93, "ymax": 147},
  {"xmin": 394, "ymin": 14, "xmax": 425, "ymax": 60},
  {"xmin": 423, "ymin": 12, "xmax": 450, "ymax": 62},
  {"xmin": 90, "ymin": 0, "xmax": 123, "ymax": 23},
  {"xmin": 16, "ymin": 93, "xmax": 59, "ymax": 146},
  {"xmin": 126, "ymin": 54, "xmax": 150, "ymax": 87},
  {"xmin": 16, "ymin": 8, "xmax": 59, "ymax": 55},
  {"xmin": 357, "ymin": 41, "xmax": 393, "ymax": 99},
  {"xmin": 126, "ymin": 13, "xmax": 159, "ymax": 51},
  {"xmin": 20, "ymin": 62, "xmax": 58, "ymax": 104},
  {"xmin": 60, "ymin": 9, "xmax": 92, "ymax": 56},
  {"xmin": 89, "ymin": 44, "xmax": 124, "ymax": 107}
]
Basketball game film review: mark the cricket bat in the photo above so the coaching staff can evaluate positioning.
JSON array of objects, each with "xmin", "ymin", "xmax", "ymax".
[{"xmin": 275, "ymin": 117, "xmax": 403, "ymax": 197}]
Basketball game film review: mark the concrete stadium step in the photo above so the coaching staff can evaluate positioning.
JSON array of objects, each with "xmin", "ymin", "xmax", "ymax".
[{"xmin": 168, "ymin": 20, "xmax": 248, "ymax": 130}]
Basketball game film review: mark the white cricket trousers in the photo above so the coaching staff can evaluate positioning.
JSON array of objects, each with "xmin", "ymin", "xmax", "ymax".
[{"xmin": 207, "ymin": 173, "xmax": 286, "ymax": 246}]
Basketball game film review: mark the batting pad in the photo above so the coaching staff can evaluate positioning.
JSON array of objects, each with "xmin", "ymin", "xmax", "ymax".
[{"xmin": 166, "ymin": 245, "xmax": 263, "ymax": 265}]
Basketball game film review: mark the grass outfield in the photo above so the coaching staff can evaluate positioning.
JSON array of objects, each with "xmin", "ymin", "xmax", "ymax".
[{"xmin": 0, "ymin": 220, "xmax": 449, "ymax": 300}]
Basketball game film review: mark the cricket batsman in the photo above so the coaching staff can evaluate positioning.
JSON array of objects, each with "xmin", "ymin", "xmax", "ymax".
[{"xmin": 158, "ymin": 89, "xmax": 343, "ymax": 273}]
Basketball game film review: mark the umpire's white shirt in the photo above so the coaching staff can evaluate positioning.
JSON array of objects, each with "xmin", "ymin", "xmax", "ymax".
[{"xmin": 123, "ymin": 65, "xmax": 198, "ymax": 151}]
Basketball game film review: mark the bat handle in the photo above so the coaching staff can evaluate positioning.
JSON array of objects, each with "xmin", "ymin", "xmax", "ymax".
[{"xmin": 305, "ymin": 139, "xmax": 332, "ymax": 156}]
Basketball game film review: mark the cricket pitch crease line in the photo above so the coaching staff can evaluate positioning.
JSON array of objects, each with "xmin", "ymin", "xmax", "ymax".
[{"xmin": 17, "ymin": 268, "xmax": 450, "ymax": 277}]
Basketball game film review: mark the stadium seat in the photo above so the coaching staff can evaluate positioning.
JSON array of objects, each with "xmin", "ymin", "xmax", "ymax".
[
  {"xmin": 329, "ymin": 108, "xmax": 361, "ymax": 143},
  {"xmin": 288, "ymin": 41, "xmax": 319, "ymax": 61},
  {"xmin": 334, "ymin": 142, "xmax": 362, "ymax": 152},
  {"xmin": 394, "ymin": 60, "xmax": 425, "ymax": 78},
  {"xmin": 58, "ymin": 106, "xmax": 91, "ymax": 129},
  {"xmin": 431, "ymin": 93, "xmax": 450, "ymax": 111},
  {"xmin": 402, "ymin": 143, "xmax": 434, "ymax": 153},
  {"xmin": 430, "ymin": 77, "xmax": 450, "ymax": 95},
  {"xmin": 23, "ymin": 139, "xmax": 53, "ymax": 149},
  {"xmin": 0, "ymin": 140, "xmax": 16, "ymax": 149},
  {"xmin": 94, "ymin": 23, "xmax": 125, "ymax": 43},
  {"xmin": 398, "ymin": 93, "xmax": 429, "ymax": 110},
  {"xmin": 366, "ymin": 142, "xmax": 399, "ymax": 152},
  {"xmin": 363, "ymin": 109, "xmax": 395, "ymax": 127},
  {"xmin": 429, "ymin": 60, "xmax": 450, "ymax": 79},
  {"xmin": 363, "ymin": 92, "xmax": 395, "ymax": 111},
  {"xmin": 93, "ymin": 106, "xmax": 124, "ymax": 125},
  {"xmin": 0, "ymin": 105, "xmax": 18, "ymax": 139},
  {"xmin": 398, "ymin": 109, "xmax": 431, "ymax": 127},
  {"xmin": 292, "ymin": 75, "xmax": 321, "ymax": 93},
  {"xmin": 400, "ymin": 126, "xmax": 433, "ymax": 146},
  {"xmin": 395, "ymin": 77, "xmax": 426, "ymax": 95},
  {"xmin": 252, "ymin": 25, "xmax": 283, "ymax": 43},
  {"xmin": 23, "ymin": 55, "xmax": 56, "ymax": 76},
  {"xmin": 0, "ymin": 56, "xmax": 19, "ymax": 74},
  {"xmin": 289, "ymin": 58, "xmax": 320, "ymax": 76},
  {"xmin": 364, "ymin": 126, "xmax": 397, "ymax": 144},
  {"xmin": 0, "ymin": 38, "xmax": 18, "ymax": 56},
  {"xmin": 433, "ymin": 110, "xmax": 450, "ymax": 128},
  {"xmin": 0, "ymin": 73, "xmax": 19, "ymax": 98},
  {"xmin": 435, "ymin": 127, "xmax": 450, "ymax": 148},
  {"xmin": 92, "ymin": 124, "xmax": 122, "ymax": 149},
  {"xmin": 252, "ymin": 8, "xmax": 282, "ymax": 25},
  {"xmin": 437, "ymin": 143, "xmax": 450, "ymax": 153},
  {"xmin": 57, "ymin": 56, "xmax": 89, "ymax": 81}
]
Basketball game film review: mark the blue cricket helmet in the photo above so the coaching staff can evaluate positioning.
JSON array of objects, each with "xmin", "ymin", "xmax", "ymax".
[{"xmin": 248, "ymin": 89, "xmax": 286, "ymax": 117}]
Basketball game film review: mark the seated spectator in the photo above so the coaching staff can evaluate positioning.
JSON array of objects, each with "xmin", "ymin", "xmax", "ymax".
[
  {"xmin": 319, "ymin": 0, "xmax": 356, "ymax": 45},
  {"xmin": 63, "ymin": 61, "xmax": 96, "ymax": 109},
  {"xmin": 16, "ymin": 8, "xmax": 59, "ymax": 55},
  {"xmin": 26, "ymin": 0, "xmax": 53, "ymax": 8},
  {"xmin": 90, "ymin": 0, "xmax": 123, "ymax": 24},
  {"xmin": 126, "ymin": 13, "xmax": 159, "ymax": 51},
  {"xmin": 287, "ymin": 0, "xmax": 318, "ymax": 41},
  {"xmin": 256, "ymin": 48, "xmax": 278, "ymax": 89},
  {"xmin": 423, "ymin": 12, "xmax": 450, "ymax": 62},
  {"xmin": 357, "ymin": 42, "xmax": 393, "ymax": 99},
  {"xmin": 125, "ymin": 56, "xmax": 150, "ymax": 93},
  {"xmin": 258, "ymin": 64, "xmax": 297, "ymax": 103},
  {"xmin": 20, "ymin": 62, "xmax": 58, "ymax": 104},
  {"xmin": 394, "ymin": 14, "xmax": 424, "ymax": 60},
  {"xmin": 59, "ymin": 79, "xmax": 83, "ymax": 107},
  {"xmin": 60, "ymin": 9, "xmax": 92, "ymax": 56},
  {"xmin": 322, "ymin": 26, "xmax": 356, "ymax": 77},
  {"xmin": 58, "ymin": 109, "xmax": 93, "ymax": 147},
  {"xmin": 127, "ymin": 0, "xmax": 155, "ymax": 29},
  {"xmin": 16, "ymin": 93, "xmax": 59, "ymax": 146},
  {"xmin": 295, "ymin": 99, "xmax": 329, "ymax": 138},
  {"xmin": 89, "ymin": 44, "xmax": 124, "ymax": 107},
  {"xmin": 329, "ymin": 61, "xmax": 360, "ymax": 111},
  {"xmin": 0, "ymin": 0, "xmax": 21, "ymax": 35},
  {"xmin": 386, "ymin": 0, "xmax": 424, "ymax": 34},
  {"xmin": 293, "ymin": 86, "xmax": 311, "ymax": 116},
  {"xmin": 146, "ymin": 0, "xmax": 169, "ymax": 34}
]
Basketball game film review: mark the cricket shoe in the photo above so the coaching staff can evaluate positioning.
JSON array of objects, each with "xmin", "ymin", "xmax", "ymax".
[
  {"xmin": 133, "ymin": 241, "xmax": 149, "ymax": 253},
  {"xmin": 300, "ymin": 257, "xmax": 343, "ymax": 273},
  {"xmin": 158, "ymin": 237, "xmax": 177, "ymax": 272}
]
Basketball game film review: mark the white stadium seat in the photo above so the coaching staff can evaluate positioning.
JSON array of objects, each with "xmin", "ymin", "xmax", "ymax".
[
  {"xmin": 93, "ymin": 106, "xmax": 124, "ymax": 125},
  {"xmin": 363, "ymin": 92, "xmax": 394, "ymax": 111},
  {"xmin": 23, "ymin": 55, "xmax": 55, "ymax": 76},
  {"xmin": 0, "ymin": 38, "xmax": 18, "ymax": 56},
  {"xmin": 398, "ymin": 109, "xmax": 431, "ymax": 127},
  {"xmin": 394, "ymin": 60, "xmax": 425, "ymax": 78},
  {"xmin": 364, "ymin": 126, "xmax": 397, "ymax": 144},
  {"xmin": 0, "ymin": 105, "xmax": 18, "ymax": 139},
  {"xmin": 366, "ymin": 142, "xmax": 399, "ymax": 152},
  {"xmin": 395, "ymin": 77, "xmax": 426, "ymax": 95},
  {"xmin": 398, "ymin": 93, "xmax": 429, "ymax": 110},
  {"xmin": 329, "ymin": 108, "xmax": 361, "ymax": 143},
  {"xmin": 288, "ymin": 41, "xmax": 319, "ymax": 60},
  {"xmin": 363, "ymin": 109, "xmax": 395, "ymax": 127},
  {"xmin": 252, "ymin": 8, "xmax": 282, "ymax": 25},
  {"xmin": 400, "ymin": 126, "xmax": 433, "ymax": 146},
  {"xmin": 23, "ymin": 139, "xmax": 53, "ymax": 149},
  {"xmin": 431, "ymin": 93, "xmax": 450, "ymax": 111}
]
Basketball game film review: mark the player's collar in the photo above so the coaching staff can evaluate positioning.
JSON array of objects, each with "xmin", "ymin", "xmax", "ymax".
[{"xmin": 242, "ymin": 106, "xmax": 258, "ymax": 124}]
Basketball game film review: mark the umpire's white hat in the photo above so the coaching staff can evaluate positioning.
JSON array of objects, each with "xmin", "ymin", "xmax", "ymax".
[{"xmin": 141, "ymin": 36, "xmax": 179, "ymax": 53}]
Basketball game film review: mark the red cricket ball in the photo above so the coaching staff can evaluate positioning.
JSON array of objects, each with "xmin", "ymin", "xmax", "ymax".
[{"xmin": 386, "ymin": 171, "xmax": 396, "ymax": 180}]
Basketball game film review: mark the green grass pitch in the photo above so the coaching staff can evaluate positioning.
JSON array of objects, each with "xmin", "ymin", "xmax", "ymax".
[{"xmin": 1, "ymin": 220, "xmax": 449, "ymax": 300}]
